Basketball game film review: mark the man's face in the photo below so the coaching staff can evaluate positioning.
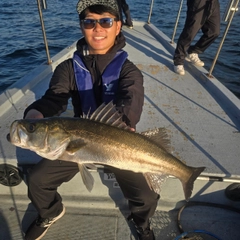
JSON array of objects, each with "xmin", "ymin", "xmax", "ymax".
[{"xmin": 80, "ymin": 12, "xmax": 121, "ymax": 54}]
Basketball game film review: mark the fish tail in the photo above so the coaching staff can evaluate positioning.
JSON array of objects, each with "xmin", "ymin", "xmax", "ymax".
[{"xmin": 182, "ymin": 166, "xmax": 205, "ymax": 201}]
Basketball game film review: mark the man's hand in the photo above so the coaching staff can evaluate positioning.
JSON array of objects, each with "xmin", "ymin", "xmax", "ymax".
[{"xmin": 24, "ymin": 109, "xmax": 44, "ymax": 119}]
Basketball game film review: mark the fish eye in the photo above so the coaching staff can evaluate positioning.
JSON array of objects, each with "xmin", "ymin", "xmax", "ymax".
[{"xmin": 27, "ymin": 123, "xmax": 36, "ymax": 133}]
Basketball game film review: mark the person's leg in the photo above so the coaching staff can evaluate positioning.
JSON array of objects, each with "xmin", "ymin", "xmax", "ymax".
[
  {"xmin": 188, "ymin": 0, "xmax": 220, "ymax": 54},
  {"xmin": 110, "ymin": 167, "xmax": 159, "ymax": 232},
  {"xmin": 173, "ymin": 0, "xmax": 204, "ymax": 66},
  {"xmin": 116, "ymin": 0, "xmax": 124, "ymax": 24},
  {"xmin": 27, "ymin": 159, "xmax": 79, "ymax": 218},
  {"xmin": 121, "ymin": 0, "xmax": 133, "ymax": 27},
  {"xmin": 25, "ymin": 159, "xmax": 79, "ymax": 240}
]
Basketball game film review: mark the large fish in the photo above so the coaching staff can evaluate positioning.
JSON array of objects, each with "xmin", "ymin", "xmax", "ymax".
[{"xmin": 7, "ymin": 102, "xmax": 205, "ymax": 200}]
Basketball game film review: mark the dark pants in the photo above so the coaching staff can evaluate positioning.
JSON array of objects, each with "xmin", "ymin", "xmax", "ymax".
[
  {"xmin": 117, "ymin": 0, "xmax": 133, "ymax": 26},
  {"xmin": 173, "ymin": 0, "xmax": 220, "ymax": 66},
  {"xmin": 27, "ymin": 159, "xmax": 159, "ymax": 230}
]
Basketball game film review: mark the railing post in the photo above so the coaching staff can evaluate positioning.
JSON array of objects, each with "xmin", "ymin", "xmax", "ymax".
[
  {"xmin": 147, "ymin": 0, "xmax": 154, "ymax": 24},
  {"xmin": 207, "ymin": 0, "xmax": 239, "ymax": 77},
  {"xmin": 171, "ymin": 0, "xmax": 184, "ymax": 44},
  {"xmin": 36, "ymin": 0, "xmax": 52, "ymax": 65}
]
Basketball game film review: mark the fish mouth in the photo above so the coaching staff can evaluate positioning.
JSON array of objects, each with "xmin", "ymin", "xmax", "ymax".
[{"xmin": 8, "ymin": 121, "xmax": 26, "ymax": 146}]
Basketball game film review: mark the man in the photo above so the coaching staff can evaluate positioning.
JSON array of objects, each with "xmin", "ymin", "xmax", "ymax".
[
  {"xmin": 23, "ymin": 0, "xmax": 159, "ymax": 239},
  {"xmin": 173, "ymin": 0, "xmax": 220, "ymax": 75}
]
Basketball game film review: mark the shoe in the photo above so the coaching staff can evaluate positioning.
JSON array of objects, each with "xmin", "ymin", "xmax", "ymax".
[
  {"xmin": 123, "ymin": 20, "xmax": 133, "ymax": 29},
  {"xmin": 136, "ymin": 225, "xmax": 155, "ymax": 240},
  {"xmin": 125, "ymin": 24, "xmax": 133, "ymax": 29},
  {"xmin": 128, "ymin": 214, "xmax": 155, "ymax": 240},
  {"xmin": 185, "ymin": 53, "xmax": 204, "ymax": 67},
  {"xmin": 174, "ymin": 65, "xmax": 185, "ymax": 75},
  {"xmin": 25, "ymin": 205, "xmax": 65, "ymax": 240}
]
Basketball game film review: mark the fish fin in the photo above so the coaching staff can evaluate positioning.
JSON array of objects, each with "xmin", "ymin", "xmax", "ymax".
[
  {"xmin": 182, "ymin": 166, "xmax": 205, "ymax": 201},
  {"xmin": 89, "ymin": 103, "xmax": 107, "ymax": 121},
  {"xmin": 66, "ymin": 139, "xmax": 86, "ymax": 154},
  {"xmin": 141, "ymin": 128, "xmax": 171, "ymax": 152},
  {"xmin": 143, "ymin": 172, "xmax": 168, "ymax": 194},
  {"xmin": 89, "ymin": 101, "xmax": 132, "ymax": 131},
  {"xmin": 78, "ymin": 163, "xmax": 94, "ymax": 192}
]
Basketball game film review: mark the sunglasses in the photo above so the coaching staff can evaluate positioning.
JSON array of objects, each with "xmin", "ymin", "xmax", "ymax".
[{"xmin": 81, "ymin": 18, "xmax": 118, "ymax": 29}]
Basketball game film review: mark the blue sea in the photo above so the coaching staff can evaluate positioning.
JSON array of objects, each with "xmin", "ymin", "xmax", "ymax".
[{"xmin": 0, "ymin": 0, "xmax": 239, "ymax": 97}]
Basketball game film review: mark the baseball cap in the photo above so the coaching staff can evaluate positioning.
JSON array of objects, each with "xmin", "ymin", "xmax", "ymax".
[{"xmin": 76, "ymin": 0, "xmax": 119, "ymax": 15}]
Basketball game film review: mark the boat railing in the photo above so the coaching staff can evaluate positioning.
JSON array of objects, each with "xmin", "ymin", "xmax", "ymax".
[
  {"xmin": 148, "ymin": 0, "xmax": 239, "ymax": 78},
  {"xmin": 37, "ymin": 0, "xmax": 52, "ymax": 65},
  {"xmin": 208, "ymin": 0, "xmax": 239, "ymax": 77}
]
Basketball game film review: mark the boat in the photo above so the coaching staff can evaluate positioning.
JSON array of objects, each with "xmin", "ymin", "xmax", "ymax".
[{"xmin": 0, "ymin": 0, "xmax": 240, "ymax": 239}]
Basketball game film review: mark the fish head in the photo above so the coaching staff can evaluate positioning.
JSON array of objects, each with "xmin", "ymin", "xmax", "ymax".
[{"xmin": 8, "ymin": 118, "xmax": 71, "ymax": 160}]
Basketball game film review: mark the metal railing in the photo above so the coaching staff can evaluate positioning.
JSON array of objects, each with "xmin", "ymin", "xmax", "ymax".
[
  {"xmin": 208, "ymin": 0, "xmax": 239, "ymax": 77},
  {"xmin": 37, "ymin": 0, "xmax": 52, "ymax": 65},
  {"xmin": 170, "ymin": 0, "xmax": 184, "ymax": 44}
]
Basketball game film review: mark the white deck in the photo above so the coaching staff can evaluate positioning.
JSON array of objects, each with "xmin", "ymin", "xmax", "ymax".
[{"xmin": 0, "ymin": 22, "xmax": 240, "ymax": 240}]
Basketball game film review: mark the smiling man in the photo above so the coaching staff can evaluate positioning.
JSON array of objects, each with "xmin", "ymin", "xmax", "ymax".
[
  {"xmin": 23, "ymin": 0, "xmax": 159, "ymax": 240},
  {"xmin": 78, "ymin": 3, "xmax": 121, "ymax": 54}
]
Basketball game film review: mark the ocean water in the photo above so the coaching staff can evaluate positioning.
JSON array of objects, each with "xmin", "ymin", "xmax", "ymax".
[{"xmin": 0, "ymin": 0, "xmax": 239, "ymax": 97}]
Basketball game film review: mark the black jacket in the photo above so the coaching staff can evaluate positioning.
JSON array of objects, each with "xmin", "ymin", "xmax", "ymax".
[{"xmin": 24, "ymin": 32, "xmax": 144, "ymax": 128}]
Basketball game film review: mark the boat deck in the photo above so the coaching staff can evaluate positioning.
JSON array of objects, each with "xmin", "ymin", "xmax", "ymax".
[{"xmin": 0, "ymin": 22, "xmax": 240, "ymax": 240}]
